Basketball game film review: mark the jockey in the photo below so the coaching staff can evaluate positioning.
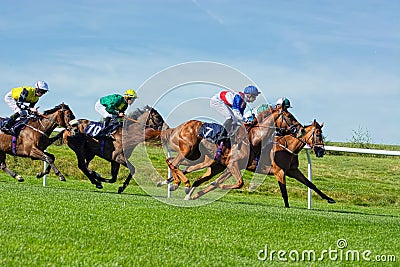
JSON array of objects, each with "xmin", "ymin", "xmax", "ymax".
[
  {"xmin": 210, "ymin": 85, "xmax": 261, "ymax": 137},
  {"xmin": 275, "ymin": 97, "xmax": 292, "ymax": 111},
  {"xmin": 243, "ymin": 103, "xmax": 271, "ymax": 123},
  {"xmin": 94, "ymin": 89, "xmax": 137, "ymax": 136},
  {"xmin": 2, "ymin": 80, "xmax": 49, "ymax": 132}
]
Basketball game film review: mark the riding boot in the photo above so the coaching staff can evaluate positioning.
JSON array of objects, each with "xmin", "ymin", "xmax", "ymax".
[
  {"xmin": 223, "ymin": 118, "xmax": 233, "ymax": 136},
  {"xmin": 1, "ymin": 112, "xmax": 20, "ymax": 133}
]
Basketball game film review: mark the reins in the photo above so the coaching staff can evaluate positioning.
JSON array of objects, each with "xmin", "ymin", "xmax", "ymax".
[
  {"xmin": 125, "ymin": 109, "xmax": 164, "ymax": 130},
  {"xmin": 22, "ymin": 107, "xmax": 69, "ymax": 137}
]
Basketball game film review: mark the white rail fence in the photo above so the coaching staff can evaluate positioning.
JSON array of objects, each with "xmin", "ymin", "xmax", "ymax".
[
  {"xmin": 43, "ymin": 128, "xmax": 399, "ymax": 210},
  {"xmin": 305, "ymin": 145, "xmax": 400, "ymax": 209}
]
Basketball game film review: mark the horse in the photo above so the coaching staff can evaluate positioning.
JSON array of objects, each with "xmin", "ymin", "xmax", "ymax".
[
  {"xmin": 0, "ymin": 103, "xmax": 75, "ymax": 182},
  {"xmin": 189, "ymin": 119, "xmax": 336, "ymax": 208},
  {"xmin": 63, "ymin": 105, "xmax": 165, "ymax": 193},
  {"xmin": 159, "ymin": 105, "xmax": 304, "ymax": 194}
]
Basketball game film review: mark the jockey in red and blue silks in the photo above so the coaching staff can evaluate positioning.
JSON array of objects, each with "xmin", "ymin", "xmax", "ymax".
[{"xmin": 210, "ymin": 85, "xmax": 261, "ymax": 137}]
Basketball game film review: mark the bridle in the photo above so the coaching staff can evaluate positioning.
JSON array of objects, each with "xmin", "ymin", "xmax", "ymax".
[
  {"xmin": 24, "ymin": 104, "xmax": 74, "ymax": 136},
  {"xmin": 255, "ymin": 109, "xmax": 303, "ymax": 137},
  {"xmin": 275, "ymin": 125, "xmax": 325, "ymax": 155},
  {"xmin": 125, "ymin": 108, "xmax": 164, "ymax": 130}
]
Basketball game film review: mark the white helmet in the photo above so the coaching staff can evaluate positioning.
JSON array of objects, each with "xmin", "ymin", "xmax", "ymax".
[
  {"xmin": 35, "ymin": 80, "xmax": 49, "ymax": 91},
  {"xmin": 276, "ymin": 97, "xmax": 285, "ymax": 106},
  {"xmin": 276, "ymin": 97, "xmax": 292, "ymax": 108}
]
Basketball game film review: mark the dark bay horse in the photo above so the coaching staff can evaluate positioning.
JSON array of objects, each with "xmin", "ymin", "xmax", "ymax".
[
  {"xmin": 0, "ymin": 103, "xmax": 75, "ymax": 182},
  {"xmin": 63, "ymin": 105, "xmax": 165, "ymax": 193},
  {"xmin": 159, "ymin": 106, "xmax": 304, "ymax": 194},
  {"xmin": 189, "ymin": 119, "xmax": 335, "ymax": 208}
]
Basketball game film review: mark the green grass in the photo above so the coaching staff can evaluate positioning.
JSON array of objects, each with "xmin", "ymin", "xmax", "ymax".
[{"xmin": 0, "ymin": 143, "xmax": 399, "ymax": 266}]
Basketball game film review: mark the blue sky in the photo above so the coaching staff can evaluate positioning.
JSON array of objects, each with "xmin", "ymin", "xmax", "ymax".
[{"xmin": 0, "ymin": 0, "xmax": 399, "ymax": 144}]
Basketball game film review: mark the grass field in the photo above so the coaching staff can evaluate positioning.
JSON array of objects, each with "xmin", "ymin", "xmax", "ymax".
[{"xmin": 0, "ymin": 143, "xmax": 399, "ymax": 266}]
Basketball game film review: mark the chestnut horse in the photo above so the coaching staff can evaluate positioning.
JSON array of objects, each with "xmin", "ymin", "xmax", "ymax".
[
  {"xmin": 189, "ymin": 119, "xmax": 335, "ymax": 208},
  {"xmin": 0, "ymin": 103, "xmax": 75, "ymax": 182},
  {"xmin": 63, "ymin": 106, "xmax": 165, "ymax": 193},
  {"xmin": 160, "ymin": 106, "xmax": 304, "ymax": 194}
]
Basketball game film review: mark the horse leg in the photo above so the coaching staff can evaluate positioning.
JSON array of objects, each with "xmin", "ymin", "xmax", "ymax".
[
  {"xmin": 190, "ymin": 183, "xmax": 218, "ymax": 200},
  {"xmin": 182, "ymin": 156, "xmax": 215, "ymax": 174},
  {"xmin": 36, "ymin": 152, "xmax": 54, "ymax": 179},
  {"xmin": 275, "ymin": 169, "xmax": 290, "ymax": 208},
  {"xmin": 75, "ymin": 152, "xmax": 103, "ymax": 189},
  {"xmin": 0, "ymin": 153, "xmax": 24, "ymax": 182},
  {"xmin": 185, "ymin": 163, "xmax": 226, "ymax": 200},
  {"xmin": 47, "ymin": 130, "xmax": 65, "ymax": 145},
  {"xmin": 83, "ymin": 151, "xmax": 105, "ymax": 182},
  {"xmin": 165, "ymin": 156, "xmax": 192, "ymax": 191},
  {"xmin": 118, "ymin": 161, "xmax": 135, "ymax": 194},
  {"xmin": 218, "ymin": 162, "xmax": 244, "ymax": 190},
  {"xmin": 30, "ymin": 148, "xmax": 66, "ymax": 182},
  {"xmin": 286, "ymin": 168, "xmax": 335, "ymax": 204},
  {"xmin": 190, "ymin": 168, "xmax": 233, "ymax": 200}
]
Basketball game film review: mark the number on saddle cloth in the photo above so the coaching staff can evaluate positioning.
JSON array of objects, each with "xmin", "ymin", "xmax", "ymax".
[
  {"xmin": 84, "ymin": 121, "xmax": 105, "ymax": 137},
  {"xmin": 84, "ymin": 121, "xmax": 121, "ymax": 137},
  {"xmin": 198, "ymin": 122, "xmax": 229, "ymax": 144}
]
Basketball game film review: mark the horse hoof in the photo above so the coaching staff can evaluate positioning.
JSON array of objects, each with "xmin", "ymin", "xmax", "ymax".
[
  {"xmin": 169, "ymin": 185, "xmax": 178, "ymax": 191},
  {"xmin": 95, "ymin": 184, "xmax": 103, "ymax": 189},
  {"xmin": 184, "ymin": 195, "xmax": 192, "ymax": 200},
  {"xmin": 16, "ymin": 175, "xmax": 24, "ymax": 182},
  {"xmin": 184, "ymin": 187, "xmax": 191, "ymax": 194},
  {"xmin": 36, "ymin": 173, "xmax": 43, "ymax": 178},
  {"xmin": 118, "ymin": 187, "xmax": 124, "ymax": 194},
  {"xmin": 59, "ymin": 177, "xmax": 66, "ymax": 182},
  {"xmin": 328, "ymin": 199, "xmax": 336, "ymax": 204},
  {"xmin": 156, "ymin": 181, "xmax": 164, "ymax": 187}
]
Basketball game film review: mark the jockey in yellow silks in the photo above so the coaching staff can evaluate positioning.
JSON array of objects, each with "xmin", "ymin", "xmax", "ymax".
[{"xmin": 2, "ymin": 80, "xmax": 49, "ymax": 132}]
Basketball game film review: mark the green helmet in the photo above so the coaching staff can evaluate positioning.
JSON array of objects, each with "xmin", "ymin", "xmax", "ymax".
[
  {"xmin": 276, "ymin": 97, "xmax": 292, "ymax": 109},
  {"xmin": 283, "ymin": 98, "xmax": 292, "ymax": 108}
]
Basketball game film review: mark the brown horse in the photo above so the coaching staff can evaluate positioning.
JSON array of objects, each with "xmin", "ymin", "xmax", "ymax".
[
  {"xmin": 189, "ymin": 119, "xmax": 335, "ymax": 208},
  {"xmin": 159, "ymin": 106, "xmax": 304, "ymax": 194},
  {"xmin": 63, "ymin": 105, "xmax": 165, "ymax": 193},
  {"xmin": 0, "ymin": 103, "xmax": 75, "ymax": 182}
]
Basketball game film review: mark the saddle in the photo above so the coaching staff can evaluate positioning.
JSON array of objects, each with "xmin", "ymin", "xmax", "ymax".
[
  {"xmin": 198, "ymin": 122, "xmax": 229, "ymax": 144},
  {"xmin": 0, "ymin": 117, "xmax": 31, "ymax": 136},
  {"xmin": 198, "ymin": 122, "xmax": 232, "ymax": 161}
]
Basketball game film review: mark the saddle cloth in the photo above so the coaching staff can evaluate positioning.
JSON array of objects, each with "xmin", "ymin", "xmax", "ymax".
[
  {"xmin": 198, "ymin": 122, "xmax": 229, "ymax": 144},
  {"xmin": 0, "ymin": 117, "xmax": 30, "ymax": 136},
  {"xmin": 84, "ymin": 121, "xmax": 120, "ymax": 137}
]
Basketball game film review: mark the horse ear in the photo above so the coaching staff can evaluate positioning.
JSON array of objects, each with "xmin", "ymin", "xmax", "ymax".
[{"xmin": 321, "ymin": 122, "xmax": 324, "ymax": 128}]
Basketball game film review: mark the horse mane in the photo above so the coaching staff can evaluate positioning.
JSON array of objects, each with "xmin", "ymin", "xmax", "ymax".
[
  {"xmin": 43, "ymin": 103, "xmax": 71, "ymax": 115},
  {"xmin": 256, "ymin": 105, "xmax": 276, "ymax": 122},
  {"xmin": 128, "ymin": 105, "xmax": 164, "ymax": 123},
  {"xmin": 129, "ymin": 105, "xmax": 152, "ymax": 120}
]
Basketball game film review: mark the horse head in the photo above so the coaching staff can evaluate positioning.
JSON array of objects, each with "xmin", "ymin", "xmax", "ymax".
[
  {"xmin": 302, "ymin": 119, "xmax": 325, "ymax": 157},
  {"xmin": 129, "ymin": 105, "xmax": 165, "ymax": 130},
  {"xmin": 42, "ymin": 103, "xmax": 75, "ymax": 128},
  {"xmin": 144, "ymin": 105, "xmax": 165, "ymax": 130},
  {"xmin": 256, "ymin": 105, "xmax": 304, "ymax": 138}
]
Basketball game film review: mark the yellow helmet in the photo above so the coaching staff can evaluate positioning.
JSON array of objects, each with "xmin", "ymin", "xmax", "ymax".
[{"xmin": 124, "ymin": 89, "xmax": 137, "ymax": 98}]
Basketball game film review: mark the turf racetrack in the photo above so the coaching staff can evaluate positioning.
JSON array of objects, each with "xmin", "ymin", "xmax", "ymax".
[{"xmin": 0, "ymin": 144, "xmax": 399, "ymax": 266}]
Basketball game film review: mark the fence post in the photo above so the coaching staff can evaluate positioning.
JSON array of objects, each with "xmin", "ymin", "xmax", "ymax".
[
  {"xmin": 43, "ymin": 150, "xmax": 48, "ymax": 187},
  {"xmin": 306, "ymin": 149, "xmax": 312, "ymax": 210},
  {"xmin": 167, "ymin": 151, "xmax": 172, "ymax": 198}
]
